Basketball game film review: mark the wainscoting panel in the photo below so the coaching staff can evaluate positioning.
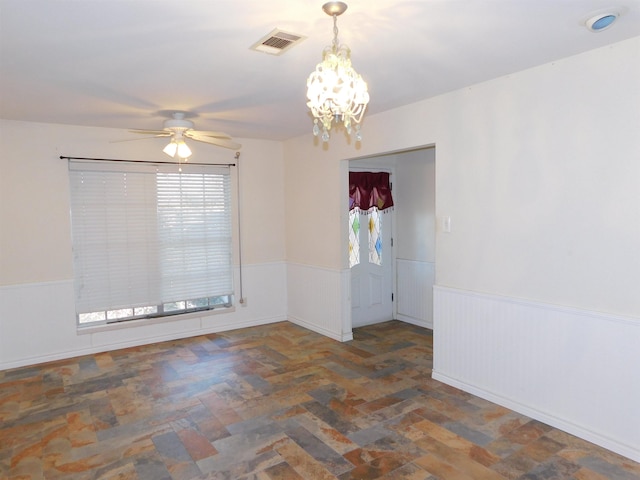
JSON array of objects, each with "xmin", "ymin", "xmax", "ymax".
[
  {"xmin": 0, "ymin": 279, "xmax": 90, "ymax": 369},
  {"xmin": 432, "ymin": 285, "xmax": 640, "ymax": 462},
  {"xmin": 396, "ymin": 259, "xmax": 435, "ymax": 328},
  {"xmin": 287, "ymin": 263, "xmax": 353, "ymax": 342},
  {"xmin": 351, "ymin": 276, "xmax": 361, "ymax": 308},
  {"xmin": 0, "ymin": 262, "xmax": 287, "ymax": 370}
]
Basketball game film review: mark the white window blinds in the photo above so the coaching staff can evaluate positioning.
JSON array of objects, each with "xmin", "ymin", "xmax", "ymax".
[
  {"xmin": 157, "ymin": 170, "xmax": 232, "ymax": 302},
  {"xmin": 69, "ymin": 160, "xmax": 233, "ymax": 324}
]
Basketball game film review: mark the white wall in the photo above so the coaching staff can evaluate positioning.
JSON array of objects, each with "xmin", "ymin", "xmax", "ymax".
[
  {"xmin": 395, "ymin": 149, "xmax": 436, "ymax": 264},
  {"xmin": 283, "ymin": 37, "xmax": 640, "ymax": 460},
  {"xmin": 433, "ymin": 43, "xmax": 640, "ymax": 316},
  {"xmin": 0, "ymin": 120, "xmax": 288, "ymax": 369},
  {"xmin": 395, "ymin": 148, "xmax": 436, "ymax": 328}
]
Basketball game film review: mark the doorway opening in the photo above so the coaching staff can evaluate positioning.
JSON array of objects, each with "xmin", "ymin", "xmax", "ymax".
[{"xmin": 347, "ymin": 146, "xmax": 436, "ymax": 332}]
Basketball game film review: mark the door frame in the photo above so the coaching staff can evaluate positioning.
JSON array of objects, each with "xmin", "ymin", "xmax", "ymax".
[{"xmin": 341, "ymin": 144, "xmax": 436, "ymax": 339}]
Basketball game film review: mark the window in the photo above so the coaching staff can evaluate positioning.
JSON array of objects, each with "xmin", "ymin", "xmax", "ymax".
[
  {"xmin": 348, "ymin": 171, "xmax": 393, "ymax": 269},
  {"xmin": 368, "ymin": 208, "xmax": 382, "ymax": 266},
  {"xmin": 349, "ymin": 209, "xmax": 360, "ymax": 268},
  {"xmin": 349, "ymin": 207, "xmax": 383, "ymax": 269},
  {"xmin": 69, "ymin": 160, "xmax": 234, "ymax": 326}
]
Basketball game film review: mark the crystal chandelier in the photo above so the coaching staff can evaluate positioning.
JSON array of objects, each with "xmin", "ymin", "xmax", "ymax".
[{"xmin": 306, "ymin": 2, "xmax": 369, "ymax": 142}]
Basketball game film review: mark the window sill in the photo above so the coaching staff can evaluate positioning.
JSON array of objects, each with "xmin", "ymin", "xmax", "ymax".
[{"xmin": 76, "ymin": 305, "xmax": 236, "ymax": 335}]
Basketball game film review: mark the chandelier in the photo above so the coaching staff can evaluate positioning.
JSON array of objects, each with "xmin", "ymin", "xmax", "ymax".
[{"xmin": 306, "ymin": 2, "xmax": 369, "ymax": 142}]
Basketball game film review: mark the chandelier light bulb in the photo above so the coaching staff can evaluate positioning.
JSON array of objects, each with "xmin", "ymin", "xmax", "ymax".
[{"xmin": 306, "ymin": 2, "xmax": 369, "ymax": 143}]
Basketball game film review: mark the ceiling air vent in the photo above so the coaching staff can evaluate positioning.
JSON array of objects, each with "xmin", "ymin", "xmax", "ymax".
[{"xmin": 251, "ymin": 29, "xmax": 306, "ymax": 55}]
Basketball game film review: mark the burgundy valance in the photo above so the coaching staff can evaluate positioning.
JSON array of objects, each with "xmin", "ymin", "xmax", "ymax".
[{"xmin": 349, "ymin": 172, "xmax": 394, "ymax": 213}]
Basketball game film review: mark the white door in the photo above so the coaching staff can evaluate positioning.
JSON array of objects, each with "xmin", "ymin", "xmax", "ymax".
[{"xmin": 350, "ymin": 208, "xmax": 393, "ymax": 327}]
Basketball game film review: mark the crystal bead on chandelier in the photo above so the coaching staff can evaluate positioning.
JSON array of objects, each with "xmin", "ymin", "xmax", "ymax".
[{"xmin": 306, "ymin": 2, "xmax": 369, "ymax": 142}]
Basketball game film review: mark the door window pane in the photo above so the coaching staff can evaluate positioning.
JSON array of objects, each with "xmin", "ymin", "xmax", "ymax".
[
  {"xmin": 349, "ymin": 209, "xmax": 360, "ymax": 268},
  {"xmin": 368, "ymin": 208, "xmax": 382, "ymax": 266}
]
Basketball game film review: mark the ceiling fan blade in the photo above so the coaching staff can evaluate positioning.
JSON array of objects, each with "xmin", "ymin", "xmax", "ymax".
[
  {"xmin": 110, "ymin": 134, "xmax": 171, "ymax": 143},
  {"xmin": 129, "ymin": 129, "xmax": 172, "ymax": 136},
  {"xmin": 186, "ymin": 130, "xmax": 232, "ymax": 140},
  {"xmin": 188, "ymin": 134, "xmax": 242, "ymax": 150}
]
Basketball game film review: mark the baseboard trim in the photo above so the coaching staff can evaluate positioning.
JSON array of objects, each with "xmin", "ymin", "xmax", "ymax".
[
  {"xmin": 0, "ymin": 315, "xmax": 285, "ymax": 371},
  {"xmin": 396, "ymin": 314, "xmax": 433, "ymax": 330},
  {"xmin": 288, "ymin": 315, "xmax": 353, "ymax": 342},
  {"xmin": 433, "ymin": 369, "xmax": 640, "ymax": 463}
]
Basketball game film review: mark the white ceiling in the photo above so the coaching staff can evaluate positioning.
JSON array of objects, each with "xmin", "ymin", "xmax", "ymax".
[{"xmin": 1, "ymin": 0, "xmax": 639, "ymax": 141}]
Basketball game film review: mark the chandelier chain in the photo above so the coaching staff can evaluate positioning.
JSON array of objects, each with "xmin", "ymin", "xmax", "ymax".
[{"xmin": 332, "ymin": 14, "xmax": 339, "ymax": 52}]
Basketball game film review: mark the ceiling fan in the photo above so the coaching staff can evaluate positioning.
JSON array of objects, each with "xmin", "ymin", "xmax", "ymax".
[{"xmin": 127, "ymin": 112, "xmax": 241, "ymax": 159}]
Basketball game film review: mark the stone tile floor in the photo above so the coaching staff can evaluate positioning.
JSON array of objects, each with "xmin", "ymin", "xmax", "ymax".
[{"xmin": 1, "ymin": 320, "xmax": 639, "ymax": 479}]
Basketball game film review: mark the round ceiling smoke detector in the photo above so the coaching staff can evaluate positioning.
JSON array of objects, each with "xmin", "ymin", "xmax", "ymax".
[
  {"xmin": 583, "ymin": 7, "xmax": 627, "ymax": 32},
  {"xmin": 586, "ymin": 12, "xmax": 618, "ymax": 31}
]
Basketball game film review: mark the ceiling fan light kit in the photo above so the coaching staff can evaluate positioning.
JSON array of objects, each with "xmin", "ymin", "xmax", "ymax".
[
  {"xmin": 162, "ymin": 138, "xmax": 192, "ymax": 160},
  {"xmin": 176, "ymin": 141, "xmax": 192, "ymax": 159},
  {"xmin": 127, "ymin": 112, "xmax": 241, "ymax": 159},
  {"xmin": 162, "ymin": 141, "xmax": 179, "ymax": 158},
  {"xmin": 306, "ymin": 2, "xmax": 369, "ymax": 143}
]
